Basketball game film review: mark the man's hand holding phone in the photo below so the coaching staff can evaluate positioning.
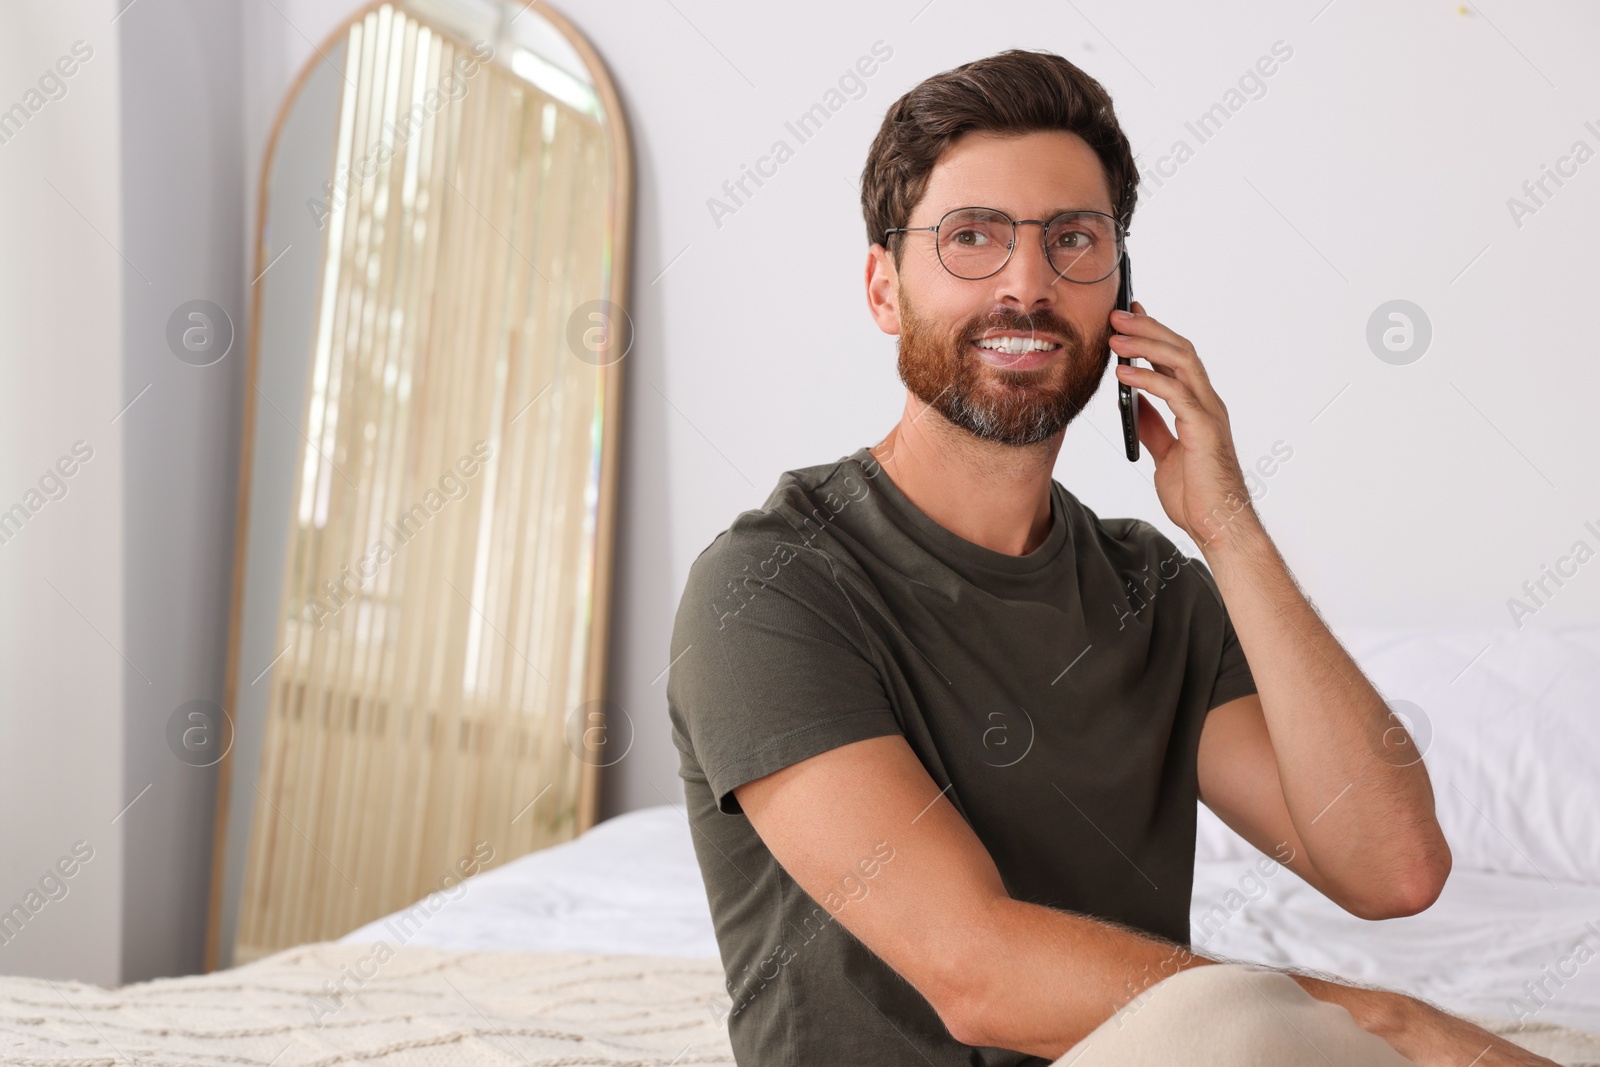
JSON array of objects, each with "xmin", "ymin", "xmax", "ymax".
[{"xmin": 1110, "ymin": 301, "xmax": 1257, "ymax": 549}]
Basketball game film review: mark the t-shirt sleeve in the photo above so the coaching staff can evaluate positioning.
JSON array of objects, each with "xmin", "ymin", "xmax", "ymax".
[
  {"xmin": 1208, "ymin": 606, "xmax": 1258, "ymax": 711},
  {"xmin": 666, "ymin": 527, "xmax": 903, "ymax": 815},
  {"xmin": 1171, "ymin": 541, "xmax": 1258, "ymax": 712}
]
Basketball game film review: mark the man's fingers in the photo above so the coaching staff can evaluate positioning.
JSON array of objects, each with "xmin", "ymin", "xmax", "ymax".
[
  {"xmin": 1134, "ymin": 391, "xmax": 1178, "ymax": 465},
  {"xmin": 1114, "ymin": 301, "xmax": 1192, "ymax": 355},
  {"xmin": 1112, "ymin": 302, "xmax": 1221, "ymax": 406},
  {"xmin": 1114, "ymin": 358, "xmax": 1208, "ymax": 422},
  {"xmin": 1108, "ymin": 329, "xmax": 1215, "ymax": 404}
]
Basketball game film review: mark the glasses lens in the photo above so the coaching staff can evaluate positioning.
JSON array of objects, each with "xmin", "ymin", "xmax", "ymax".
[
  {"xmin": 1045, "ymin": 212, "xmax": 1121, "ymax": 282},
  {"xmin": 936, "ymin": 208, "xmax": 1014, "ymax": 279}
]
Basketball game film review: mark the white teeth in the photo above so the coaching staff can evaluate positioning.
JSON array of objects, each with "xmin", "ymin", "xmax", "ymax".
[{"xmin": 974, "ymin": 336, "xmax": 1059, "ymax": 354}]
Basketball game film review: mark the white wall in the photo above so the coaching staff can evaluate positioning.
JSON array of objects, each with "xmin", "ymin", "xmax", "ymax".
[
  {"xmin": 0, "ymin": 1, "xmax": 125, "ymax": 984},
  {"xmin": 1, "ymin": 0, "xmax": 244, "ymax": 984}
]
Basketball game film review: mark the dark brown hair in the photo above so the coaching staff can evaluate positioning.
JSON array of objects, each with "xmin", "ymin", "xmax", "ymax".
[{"xmin": 861, "ymin": 49, "xmax": 1139, "ymax": 266}]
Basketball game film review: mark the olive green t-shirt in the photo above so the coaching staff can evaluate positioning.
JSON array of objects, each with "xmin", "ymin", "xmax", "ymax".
[{"xmin": 666, "ymin": 446, "xmax": 1257, "ymax": 1067}]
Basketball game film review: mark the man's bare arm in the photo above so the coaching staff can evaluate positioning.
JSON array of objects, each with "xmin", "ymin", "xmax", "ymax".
[
  {"xmin": 732, "ymin": 733, "xmax": 1212, "ymax": 1058},
  {"xmin": 1109, "ymin": 301, "xmax": 1450, "ymax": 916},
  {"xmin": 1197, "ymin": 691, "xmax": 1439, "ymax": 920},
  {"xmin": 734, "ymin": 733, "xmax": 1555, "ymax": 1065},
  {"xmin": 1196, "ymin": 518, "xmax": 1451, "ymax": 918}
]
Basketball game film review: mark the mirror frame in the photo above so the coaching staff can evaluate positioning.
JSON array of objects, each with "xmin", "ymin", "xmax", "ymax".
[{"xmin": 203, "ymin": 0, "xmax": 633, "ymax": 972}]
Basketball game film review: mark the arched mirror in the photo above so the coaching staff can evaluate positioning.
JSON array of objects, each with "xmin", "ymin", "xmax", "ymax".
[{"xmin": 204, "ymin": 0, "xmax": 632, "ymax": 971}]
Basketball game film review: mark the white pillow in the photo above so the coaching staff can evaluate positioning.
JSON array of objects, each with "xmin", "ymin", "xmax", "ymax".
[{"xmin": 1195, "ymin": 624, "xmax": 1600, "ymax": 887}]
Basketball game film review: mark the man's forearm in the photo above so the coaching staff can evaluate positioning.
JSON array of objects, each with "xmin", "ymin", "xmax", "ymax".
[
  {"xmin": 1289, "ymin": 971, "xmax": 1412, "ymax": 1048},
  {"xmin": 1290, "ymin": 971, "xmax": 1556, "ymax": 1067},
  {"xmin": 948, "ymin": 896, "xmax": 1217, "ymax": 1056},
  {"xmin": 1194, "ymin": 509, "xmax": 1450, "ymax": 914},
  {"xmin": 957, "ymin": 900, "xmax": 1552, "ymax": 1066},
  {"xmin": 954, "ymin": 900, "xmax": 1415, "ymax": 1060}
]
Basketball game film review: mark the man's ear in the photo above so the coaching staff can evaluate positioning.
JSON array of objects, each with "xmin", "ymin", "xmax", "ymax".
[{"xmin": 865, "ymin": 243, "xmax": 903, "ymax": 336}]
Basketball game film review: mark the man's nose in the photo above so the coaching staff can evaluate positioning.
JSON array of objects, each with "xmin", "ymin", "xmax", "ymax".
[{"xmin": 992, "ymin": 228, "xmax": 1060, "ymax": 311}]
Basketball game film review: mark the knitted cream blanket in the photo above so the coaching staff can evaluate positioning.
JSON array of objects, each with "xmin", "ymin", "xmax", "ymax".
[
  {"xmin": 0, "ymin": 942, "xmax": 737, "ymax": 1066},
  {"xmin": 2, "ymin": 941, "xmax": 1598, "ymax": 1066}
]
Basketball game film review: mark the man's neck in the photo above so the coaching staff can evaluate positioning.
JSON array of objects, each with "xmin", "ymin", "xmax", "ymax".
[{"xmin": 868, "ymin": 397, "xmax": 1063, "ymax": 558}]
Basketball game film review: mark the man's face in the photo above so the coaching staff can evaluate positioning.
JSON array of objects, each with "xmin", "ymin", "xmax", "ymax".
[{"xmin": 882, "ymin": 130, "xmax": 1121, "ymax": 447}]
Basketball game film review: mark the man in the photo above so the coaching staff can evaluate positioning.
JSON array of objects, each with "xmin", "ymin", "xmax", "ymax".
[{"xmin": 666, "ymin": 49, "xmax": 1554, "ymax": 1066}]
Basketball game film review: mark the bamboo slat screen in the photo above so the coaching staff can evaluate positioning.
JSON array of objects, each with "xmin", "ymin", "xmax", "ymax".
[{"xmin": 233, "ymin": 4, "xmax": 622, "ymax": 963}]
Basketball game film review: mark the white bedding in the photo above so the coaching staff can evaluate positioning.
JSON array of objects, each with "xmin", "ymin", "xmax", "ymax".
[
  {"xmin": 340, "ymin": 804, "xmax": 721, "ymax": 959},
  {"xmin": 1188, "ymin": 623, "xmax": 1600, "ymax": 1035},
  {"xmin": 1193, "ymin": 858, "xmax": 1600, "ymax": 1035},
  {"xmin": 342, "ymin": 803, "xmax": 1600, "ymax": 1037}
]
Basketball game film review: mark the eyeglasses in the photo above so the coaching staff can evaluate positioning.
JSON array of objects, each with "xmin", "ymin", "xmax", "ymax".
[{"xmin": 884, "ymin": 206, "xmax": 1127, "ymax": 283}]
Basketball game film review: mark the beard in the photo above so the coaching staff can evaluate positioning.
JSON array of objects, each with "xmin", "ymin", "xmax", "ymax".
[{"xmin": 895, "ymin": 284, "xmax": 1115, "ymax": 447}]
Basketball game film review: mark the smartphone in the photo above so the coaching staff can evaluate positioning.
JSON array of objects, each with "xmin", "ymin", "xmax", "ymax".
[{"xmin": 1114, "ymin": 253, "xmax": 1139, "ymax": 462}]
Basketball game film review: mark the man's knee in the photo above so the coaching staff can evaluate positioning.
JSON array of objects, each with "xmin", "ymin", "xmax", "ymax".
[
  {"xmin": 1060, "ymin": 964, "xmax": 1417, "ymax": 1066},
  {"xmin": 1114, "ymin": 963, "xmax": 1302, "ymax": 1049},
  {"xmin": 1157, "ymin": 960, "xmax": 1297, "ymax": 1014}
]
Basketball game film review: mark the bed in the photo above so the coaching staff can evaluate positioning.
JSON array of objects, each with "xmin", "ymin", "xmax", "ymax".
[{"xmin": 5, "ymin": 625, "xmax": 1599, "ymax": 1065}]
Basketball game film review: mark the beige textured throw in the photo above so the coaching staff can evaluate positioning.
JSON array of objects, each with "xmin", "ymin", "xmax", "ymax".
[
  {"xmin": 1, "ymin": 944, "xmax": 1596, "ymax": 1066},
  {"xmin": 0, "ymin": 943, "xmax": 738, "ymax": 1066}
]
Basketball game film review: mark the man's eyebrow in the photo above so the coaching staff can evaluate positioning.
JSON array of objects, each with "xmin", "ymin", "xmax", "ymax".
[
  {"xmin": 931, "ymin": 204, "xmax": 1114, "ymax": 220},
  {"xmin": 963, "ymin": 205, "xmax": 1110, "ymax": 219},
  {"xmin": 1043, "ymin": 206, "xmax": 1111, "ymax": 218}
]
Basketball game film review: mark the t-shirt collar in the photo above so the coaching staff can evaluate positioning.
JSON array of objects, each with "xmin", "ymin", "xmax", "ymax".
[{"xmin": 846, "ymin": 446, "xmax": 1070, "ymax": 580}]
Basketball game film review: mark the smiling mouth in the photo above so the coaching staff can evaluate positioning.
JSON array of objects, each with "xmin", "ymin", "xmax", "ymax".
[
  {"xmin": 968, "ymin": 335, "xmax": 1063, "ymax": 370},
  {"xmin": 971, "ymin": 335, "xmax": 1063, "ymax": 355}
]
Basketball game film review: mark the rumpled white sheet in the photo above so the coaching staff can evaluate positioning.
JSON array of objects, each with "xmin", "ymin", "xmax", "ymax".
[
  {"xmin": 1187, "ymin": 623, "xmax": 1600, "ymax": 1037},
  {"xmin": 340, "ymin": 804, "xmax": 721, "ymax": 958},
  {"xmin": 1193, "ymin": 854, "xmax": 1600, "ymax": 1035}
]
